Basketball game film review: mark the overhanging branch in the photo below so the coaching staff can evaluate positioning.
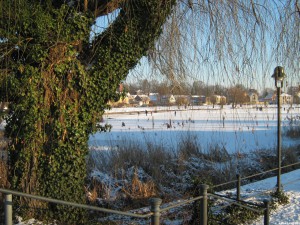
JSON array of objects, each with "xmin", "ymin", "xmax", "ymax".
[{"xmin": 89, "ymin": 0, "xmax": 126, "ymax": 17}]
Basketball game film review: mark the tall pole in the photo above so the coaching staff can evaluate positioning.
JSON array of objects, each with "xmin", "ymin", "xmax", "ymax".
[
  {"xmin": 272, "ymin": 66, "xmax": 285, "ymax": 193},
  {"xmin": 277, "ymin": 86, "xmax": 282, "ymax": 192}
]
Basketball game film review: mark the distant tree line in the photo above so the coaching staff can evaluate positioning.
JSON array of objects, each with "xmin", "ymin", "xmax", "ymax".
[
  {"xmin": 124, "ymin": 79, "xmax": 300, "ymax": 106},
  {"xmin": 124, "ymin": 79, "xmax": 230, "ymax": 96}
]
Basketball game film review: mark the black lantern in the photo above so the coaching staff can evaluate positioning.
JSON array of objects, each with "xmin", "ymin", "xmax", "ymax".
[{"xmin": 271, "ymin": 66, "xmax": 286, "ymax": 88}]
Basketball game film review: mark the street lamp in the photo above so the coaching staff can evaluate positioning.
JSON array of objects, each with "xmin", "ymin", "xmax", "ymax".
[{"xmin": 271, "ymin": 66, "xmax": 286, "ymax": 193}]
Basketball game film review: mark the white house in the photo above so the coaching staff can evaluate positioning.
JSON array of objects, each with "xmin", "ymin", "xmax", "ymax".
[
  {"xmin": 248, "ymin": 92, "xmax": 259, "ymax": 104},
  {"xmin": 280, "ymin": 93, "xmax": 293, "ymax": 104},
  {"xmin": 161, "ymin": 95, "xmax": 176, "ymax": 105}
]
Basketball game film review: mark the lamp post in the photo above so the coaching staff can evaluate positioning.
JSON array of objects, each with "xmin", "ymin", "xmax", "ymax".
[{"xmin": 271, "ymin": 66, "xmax": 286, "ymax": 193}]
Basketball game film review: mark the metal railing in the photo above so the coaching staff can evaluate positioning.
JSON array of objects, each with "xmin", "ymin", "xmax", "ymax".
[
  {"xmin": 0, "ymin": 185, "xmax": 268, "ymax": 225},
  {"xmin": 0, "ymin": 188, "xmax": 155, "ymax": 225},
  {"xmin": 213, "ymin": 161, "xmax": 300, "ymax": 201},
  {"xmin": 1, "ymin": 161, "xmax": 300, "ymax": 225}
]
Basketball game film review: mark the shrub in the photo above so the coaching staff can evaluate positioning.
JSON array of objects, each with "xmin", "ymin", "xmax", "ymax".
[
  {"xmin": 270, "ymin": 190, "xmax": 289, "ymax": 206},
  {"xmin": 253, "ymin": 149, "xmax": 277, "ymax": 172},
  {"xmin": 205, "ymin": 144, "xmax": 231, "ymax": 163},
  {"xmin": 285, "ymin": 115, "xmax": 300, "ymax": 138},
  {"xmin": 177, "ymin": 133, "xmax": 202, "ymax": 161},
  {"xmin": 176, "ymin": 133, "xmax": 203, "ymax": 175},
  {"xmin": 215, "ymin": 203, "xmax": 262, "ymax": 225},
  {"xmin": 121, "ymin": 168, "xmax": 157, "ymax": 208},
  {"xmin": 86, "ymin": 133, "xmax": 298, "ymax": 223},
  {"xmin": 207, "ymin": 190, "xmax": 289, "ymax": 225},
  {"xmin": 282, "ymin": 146, "xmax": 300, "ymax": 172},
  {"xmin": 87, "ymin": 139, "xmax": 175, "ymax": 186}
]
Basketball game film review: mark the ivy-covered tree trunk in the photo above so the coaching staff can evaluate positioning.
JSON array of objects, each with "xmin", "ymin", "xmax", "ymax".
[{"xmin": 0, "ymin": 0, "xmax": 175, "ymax": 223}]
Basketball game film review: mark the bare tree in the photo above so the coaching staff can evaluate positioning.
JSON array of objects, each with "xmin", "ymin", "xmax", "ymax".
[
  {"xmin": 146, "ymin": 0, "xmax": 299, "ymax": 89},
  {"xmin": 228, "ymin": 85, "xmax": 250, "ymax": 108}
]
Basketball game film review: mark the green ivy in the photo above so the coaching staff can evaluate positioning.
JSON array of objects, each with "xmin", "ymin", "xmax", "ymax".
[
  {"xmin": 270, "ymin": 190, "xmax": 289, "ymax": 205},
  {"xmin": 1, "ymin": 0, "xmax": 176, "ymax": 224}
]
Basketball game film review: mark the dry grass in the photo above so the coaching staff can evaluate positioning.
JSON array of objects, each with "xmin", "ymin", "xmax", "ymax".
[
  {"xmin": 177, "ymin": 133, "xmax": 202, "ymax": 161},
  {"xmin": 88, "ymin": 140, "xmax": 175, "ymax": 184},
  {"xmin": 285, "ymin": 116, "xmax": 300, "ymax": 138},
  {"xmin": 86, "ymin": 134, "xmax": 300, "ymax": 206},
  {"xmin": 85, "ymin": 178, "xmax": 116, "ymax": 206},
  {"xmin": 122, "ymin": 169, "xmax": 157, "ymax": 200},
  {"xmin": 85, "ymin": 184, "xmax": 99, "ymax": 204},
  {"xmin": 282, "ymin": 146, "xmax": 300, "ymax": 172}
]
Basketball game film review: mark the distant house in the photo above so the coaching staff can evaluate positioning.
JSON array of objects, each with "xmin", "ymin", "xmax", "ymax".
[
  {"xmin": 149, "ymin": 93, "xmax": 160, "ymax": 105},
  {"xmin": 248, "ymin": 92, "xmax": 259, "ymax": 104},
  {"xmin": 244, "ymin": 89, "xmax": 259, "ymax": 104},
  {"xmin": 280, "ymin": 93, "xmax": 293, "ymax": 104},
  {"xmin": 262, "ymin": 92, "xmax": 292, "ymax": 104},
  {"xmin": 174, "ymin": 95, "xmax": 190, "ymax": 105},
  {"xmin": 161, "ymin": 95, "xmax": 176, "ymax": 105},
  {"xmin": 134, "ymin": 95, "xmax": 150, "ymax": 106},
  {"xmin": 261, "ymin": 93, "xmax": 275, "ymax": 104},
  {"xmin": 190, "ymin": 95, "xmax": 202, "ymax": 105},
  {"xmin": 108, "ymin": 93, "xmax": 131, "ymax": 106},
  {"xmin": 212, "ymin": 95, "xmax": 226, "ymax": 105},
  {"xmin": 200, "ymin": 95, "xmax": 207, "ymax": 104},
  {"xmin": 190, "ymin": 95, "xmax": 207, "ymax": 105}
]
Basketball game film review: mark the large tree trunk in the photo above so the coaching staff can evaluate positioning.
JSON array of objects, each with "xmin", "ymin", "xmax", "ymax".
[{"xmin": 1, "ymin": 0, "xmax": 176, "ymax": 223}]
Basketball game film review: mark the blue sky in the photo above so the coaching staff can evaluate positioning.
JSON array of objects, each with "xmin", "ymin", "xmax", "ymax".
[{"xmin": 91, "ymin": 2, "xmax": 299, "ymax": 93}]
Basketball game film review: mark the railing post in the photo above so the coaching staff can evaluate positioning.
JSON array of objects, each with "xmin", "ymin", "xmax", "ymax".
[
  {"xmin": 263, "ymin": 199, "xmax": 270, "ymax": 225},
  {"xmin": 5, "ymin": 194, "xmax": 13, "ymax": 225},
  {"xmin": 236, "ymin": 174, "xmax": 241, "ymax": 201},
  {"xmin": 200, "ymin": 184, "xmax": 209, "ymax": 225},
  {"xmin": 150, "ymin": 198, "xmax": 162, "ymax": 225}
]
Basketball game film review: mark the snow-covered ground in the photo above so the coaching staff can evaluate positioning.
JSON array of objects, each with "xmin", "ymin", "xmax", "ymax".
[
  {"xmin": 87, "ymin": 104, "xmax": 300, "ymax": 224},
  {"xmin": 7, "ymin": 104, "xmax": 300, "ymax": 224},
  {"xmin": 14, "ymin": 169, "xmax": 300, "ymax": 224},
  {"xmin": 240, "ymin": 169, "xmax": 300, "ymax": 224},
  {"xmin": 90, "ymin": 104, "xmax": 300, "ymax": 154}
]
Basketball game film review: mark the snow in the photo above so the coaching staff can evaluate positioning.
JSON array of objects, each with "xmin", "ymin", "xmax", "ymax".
[
  {"xmin": 14, "ymin": 169, "xmax": 300, "ymax": 224},
  {"xmin": 220, "ymin": 169, "xmax": 300, "ymax": 224},
  {"xmin": 90, "ymin": 105, "xmax": 300, "ymax": 154},
  {"xmin": 8, "ymin": 104, "xmax": 300, "ymax": 224},
  {"xmin": 87, "ymin": 104, "xmax": 300, "ymax": 224}
]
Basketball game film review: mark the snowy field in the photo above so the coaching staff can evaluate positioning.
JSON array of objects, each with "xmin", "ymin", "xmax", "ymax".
[
  {"xmin": 88, "ymin": 104, "xmax": 300, "ymax": 225},
  {"xmin": 8, "ymin": 104, "xmax": 300, "ymax": 224},
  {"xmin": 89, "ymin": 104, "xmax": 300, "ymax": 154}
]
